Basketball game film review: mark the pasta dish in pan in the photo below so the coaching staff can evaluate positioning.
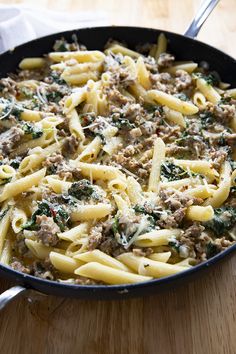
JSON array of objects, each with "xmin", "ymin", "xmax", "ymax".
[{"xmin": 0, "ymin": 34, "xmax": 235, "ymax": 285}]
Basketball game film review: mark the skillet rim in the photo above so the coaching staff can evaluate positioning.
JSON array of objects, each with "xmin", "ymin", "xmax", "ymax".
[
  {"xmin": 0, "ymin": 25, "xmax": 236, "ymax": 68},
  {"xmin": 1, "ymin": 242, "xmax": 236, "ymax": 294},
  {"xmin": 0, "ymin": 25, "xmax": 235, "ymax": 295}
]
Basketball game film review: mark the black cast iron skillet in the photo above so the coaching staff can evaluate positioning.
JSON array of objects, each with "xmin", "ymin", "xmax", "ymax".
[{"xmin": 0, "ymin": 0, "xmax": 236, "ymax": 308}]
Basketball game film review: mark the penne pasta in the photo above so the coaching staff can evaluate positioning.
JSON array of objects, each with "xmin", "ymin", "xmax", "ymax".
[
  {"xmin": 71, "ymin": 204, "xmax": 112, "ymax": 221},
  {"xmin": 135, "ymin": 229, "xmax": 181, "ymax": 247},
  {"xmin": 75, "ymin": 262, "xmax": 152, "ymax": 284},
  {"xmin": 148, "ymin": 138, "xmax": 166, "ymax": 192},
  {"xmin": 0, "ymin": 168, "xmax": 46, "ymax": 202},
  {"xmin": 1, "ymin": 33, "xmax": 235, "ymax": 286},
  {"xmin": 147, "ymin": 90, "xmax": 199, "ymax": 115}
]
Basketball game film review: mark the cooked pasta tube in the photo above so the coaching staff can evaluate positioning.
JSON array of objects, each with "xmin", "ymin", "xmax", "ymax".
[
  {"xmin": 173, "ymin": 159, "xmax": 218, "ymax": 181},
  {"xmin": 136, "ymin": 56, "xmax": 151, "ymax": 89},
  {"xmin": 113, "ymin": 194, "xmax": 130, "ymax": 214},
  {"xmin": 0, "ymin": 168, "xmax": 46, "ymax": 203},
  {"xmin": 0, "ymin": 165, "xmax": 16, "ymax": 179},
  {"xmin": 147, "ymin": 90, "xmax": 199, "ymax": 115},
  {"xmin": 183, "ymin": 185, "xmax": 215, "ymax": 198},
  {"xmin": 74, "ymin": 250, "xmax": 132, "ymax": 272},
  {"xmin": 160, "ymin": 177, "xmax": 203, "ymax": 189},
  {"xmin": 49, "ymin": 50, "xmax": 105, "ymax": 63},
  {"xmin": 148, "ymin": 138, "xmax": 166, "ymax": 192},
  {"xmin": 45, "ymin": 176, "xmax": 72, "ymax": 194},
  {"xmin": 0, "ymin": 239, "xmax": 11, "ymax": 265},
  {"xmin": 11, "ymin": 208, "xmax": 27, "ymax": 233},
  {"xmin": 75, "ymin": 162, "xmax": 125, "ymax": 181},
  {"xmin": 126, "ymin": 176, "xmax": 143, "ymax": 204},
  {"xmin": 70, "ymin": 203, "xmax": 112, "ymax": 221},
  {"xmin": 58, "ymin": 223, "xmax": 89, "ymax": 242},
  {"xmin": 186, "ymin": 205, "xmax": 214, "ymax": 222},
  {"xmin": 148, "ymin": 252, "xmax": 172, "ymax": 263},
  {"xmin": 77, "ymin": 136, "xmax": 102, "ymax": 162},
  {"xmin": 196, "ymin": 78, "xmax": 221, "ymax": 104},
  {"xmin": 19, "ymin": 57, "xmax": 46, "ymax": 70},
  {"xmin": 163, "ymin": 106, "xmax": 186, "ymax": 128},
  {"xmin": 25, "ymin": 239, "xmax": 52, "ymax": 259},
  {"xmin": 205, "ymin": 161, "xmax": 232, "ymax": 208},
  {"xmin": 75, "ymin": 262, "xmax": 152, "ymax": 284},
  {"xmin": 62, "ymin": 72, "xmax": 99, "ymax": 85},
  {"xmin": 117, "ymin": 253, "xmax": 185, "ymax": 278},
  {"xmin": 166, "ymin": 62, "xmax": 198, "ymax": 74},
  {"xmin": 105, "ymin": 44, "xmax": 141, "ymax": 58},
  {"xmin": 0, "ymin": 208, "xmax": 11, "ymax": 255},
  {"xmin": 50, "ymin": 252, "xmax": 84, "ymax": 273},
  {"xmin": 155, "ymin": 33, "xmax": 167, "ymax": 59},
  {"xmin": 134, "ymin": 229, "xmax": 181, "ymax": 247},
  {"xmin": 193, "ymin": 91, "xmax": 206, "ymax": 109},
  {"xmin": 68, "ymin": 109, "xmax": 85, "ymax": 141},
  {"xmin": 21, "ymin": 109, "xmax": 42, "ymax": 122},
  {"xmin": 107, "ymin": 177, "xmax": 127, "ymax": 192}
]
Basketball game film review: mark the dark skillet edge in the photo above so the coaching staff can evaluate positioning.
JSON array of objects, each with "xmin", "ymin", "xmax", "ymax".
[
  {"xmin": 0, "ymin": 26, "xmax": 236, "ymax": 83},
  {"xmin": 1, "ymin": 243, "xmax": 236, "ymax": 300},
  {"xmin": 0, "ymin": 26, "xmax": 236, "ymax": 300}
]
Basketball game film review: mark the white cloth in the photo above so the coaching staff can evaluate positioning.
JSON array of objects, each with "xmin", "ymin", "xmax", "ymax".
[{"xmin": 0, "ymin": 5, "xmax": 109, "ymax": 53}]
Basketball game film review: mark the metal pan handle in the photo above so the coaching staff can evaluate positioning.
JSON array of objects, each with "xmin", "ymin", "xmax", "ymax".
[
  {"xmin": 184, "ymin": 0, "xmax": 220, "ymax": 38},
  {"xmin": 0, "ymin": 285, "xmax": 27, "ymax": 310}
]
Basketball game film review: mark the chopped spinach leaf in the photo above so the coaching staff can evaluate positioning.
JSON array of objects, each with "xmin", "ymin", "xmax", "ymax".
[
  {"xmin": 204, "ymin": 73, "xmax": 220, "ymax": 86},
  {"xmin": 218, "ymin": 133, "xmax": 226, "ymax": 147},
  {"xmin": 194, "ymin": 72, "xmax": 220, "ymax": 86},
  {"xmin": 20, "ymin": 87, "xmax": 34, "ymax": 99},
  {"xmin": 46, "ymin": 164, "xmax": 57, "ymax": 175},
  {"xmin": 144, "ymin": 216, "xmax": 156, "ymax": 232},
  {"xmin": 49, "ymin": 71, "xmax": 66, "ymax": 85},
  {"xmin": 111, "ymin": 117, "xmax": 135, "ymax": 130},
  {"xmin": 161, "ymin": 162, "xmax": 189, "ymax": 181},
  {"xmin": 59, "ymin": 194, "xmax": 77, "ymax": 206},
  {"xmin": 144, "ymin": 104, "xmax": 163, "ymax": 115},
  {"xmin": 1, "ymin": 103, "xmax": 23, "ymax": 120},
  {"xmin": 95, "ymin": 131, "xmax": 106, "ymax": 144},
  {"xmin": 168, "ymin": 239, "xmax": 180, "ymax": 252},
  {"xmin": 22, "ymin": 122, "xmax": 43, "ymax": 139},
  {"xmin": 175, "ymin": 131, "xmax": 191, "ymax": 145},
  {"xmin": 22, "ymin": 202, "xmax": 51, "ymax": 230},
  {"xmin": 133, "ymin": 205, "xmax": 147, "ymax": 214},
  {"xmin": 22, "ymin": 201, "xmax": 69, "ymax": 231},
  {"xmin": 200, "ymin": 111, "xmax": 214, "ymax": 128},
  {"xmin": 10, "ymin": 158, "xmax": 21, "ymax": 169},
  {"xmin": 68, "ymin": 180, "xmax": 95, "ymax": 200},
  {"xmin": 53, "ymin": 205, "xmax": 69, "ymax": 231},
  {"xmin": 12, "ymin": 107, "xmax": 23, "ymax": 119},
  {"xmin": 53, "ymin": 38, "xmax": 69, "ymax": 52},
  {"xmin": 173, "ymin": 93, "xmax": 188, "ymax": 101},
  {"xmin": 46, "ymin": 91, "xmax": 63, "ymax": 103},
  {"xmin": 112, "ymin": 216, "xmax": 120, "ymax": 235},
  {"xmin": 0, "ymin": 177, "xmax": 12, "ymax": 186},
  {"xmin": 206, "ymin": 242, "xmax": 220, "ymax": 259},
  {"xmin": 133, "ymin": 204, "xmax": 160, "ymax": 221},
  {"xmin": 204, "ymin": 206, "xmax": 236, "ymax": 236},
  {"xmin": 0, "ymin": 207, "xmax": 9, "ymax": 221},
  {"xmin": 219, "ymin": 96, "xmax": 232, "ymax": 105}
]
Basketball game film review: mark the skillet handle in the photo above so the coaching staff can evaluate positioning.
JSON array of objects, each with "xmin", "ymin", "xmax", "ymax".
[
  {"xmin": 184, "ymin": 0, "xmax": 220, "ymax": 38},
  {"xmin": 0, "ymin": 285, "xmax": 27, "ymax": 310}
]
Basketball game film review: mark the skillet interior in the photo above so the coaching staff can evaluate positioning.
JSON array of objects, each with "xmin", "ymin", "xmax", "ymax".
[{"xmin": 0, "ymin": 26, "xmax": 236, "ymax": 300}]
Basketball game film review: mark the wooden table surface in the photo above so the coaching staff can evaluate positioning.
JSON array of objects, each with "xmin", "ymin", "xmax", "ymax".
[{"xmin": 0, "ymin": 1, "xmax": 236, "ymax": 353}]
